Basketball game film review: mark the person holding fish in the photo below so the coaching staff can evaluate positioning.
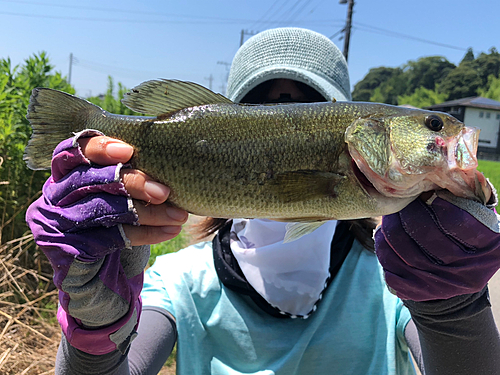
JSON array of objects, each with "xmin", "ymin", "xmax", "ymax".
[{"xmin": 25, "ymin": 28, "xmax": 500, "ymax": 375}]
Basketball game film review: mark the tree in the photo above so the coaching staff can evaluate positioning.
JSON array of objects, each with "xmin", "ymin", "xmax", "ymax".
[
  {"xmin": 403, "ymin": 56, "xmax": 455, "ymax": 94},
  {"xmin": 352, "ymin": 67, "xmax": 402, "ymax": 102},
  {"xmin": 478, "ymin": 74, "xmax": 500, "ymax": 101},
  {"xmin": 475, "ymin": 49, "xmax": 500, "ymax": 87},
  {"xmin": 398, "ymin": 86, "xmax": 448, "ymax": 108},
  {"xmin": 352, "ymin": 56, "xmax": 455, "ymax": 104},
  {"xmin": 461, "ymin": 48, "xmax": 475, "ymax": 64},
  {"xmin": 438, "ymin": 61, "xmax": 483, "ymax": 100}
]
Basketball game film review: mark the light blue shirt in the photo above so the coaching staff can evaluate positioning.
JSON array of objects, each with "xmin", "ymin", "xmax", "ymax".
[{"xmin": 142, "ymin": 240, "xmax": 415, "ymax": 375}]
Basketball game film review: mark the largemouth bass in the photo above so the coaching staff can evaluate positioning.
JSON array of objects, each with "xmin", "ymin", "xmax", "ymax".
[{"xmin": 24, "ymin": 79, "xmax": 487, "ymax": 240}]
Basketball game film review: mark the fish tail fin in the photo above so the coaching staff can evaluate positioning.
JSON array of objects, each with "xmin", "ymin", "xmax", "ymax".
[{"xmin": 24, "ymin": 88, "xmax": 103, "ymax": 170}]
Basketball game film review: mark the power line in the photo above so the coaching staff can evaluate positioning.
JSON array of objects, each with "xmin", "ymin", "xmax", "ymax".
[
  {"xmin": 0, "ymin": 0, "xmax": 254, "ymax": 21},
  {"xmin": 246, "ymin": 0, "xmax": 285, "ymax": 30},
  {"xmin": 0, "ymin": 3, "xmax": 338, "ymax": 26},
  {"xmin": 73, "ymin": 57, "xmax": 164, "ymax": 80},
  {"xmin": 286, "ymin": 0, "xmax": 314, "ymax": 23},
  {"xmin": 353, "ymin": 22, "xmax": 468, "ymax": 51},
  {"xmin": 329, "ymin": 28, "xmax": 345, "ymax": 41},
  {"xmin": 278, "ymin": 0, "xmax": 305, "ymax": 23},
  {"xmin": 0, "ymin": 10, "xmax": 249, "ymax": 24}
]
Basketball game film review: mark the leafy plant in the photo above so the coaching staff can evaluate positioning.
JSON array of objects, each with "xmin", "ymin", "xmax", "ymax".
[
  {"xmin": 0, "ymin": 52, "xmax": 74, "ymax": 243},
  {"xmin": 87, "ymin": 76, "xmax": 141, "ymax": 115}
]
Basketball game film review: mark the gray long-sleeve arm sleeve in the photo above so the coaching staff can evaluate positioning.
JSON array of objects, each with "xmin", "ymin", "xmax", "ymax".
[
  {"xmin": 404, "ymin": 287, "xmax": 500, "ymax": 375},
  {"xmin": 55, "ymin": 307, "xmax": 177, "ymax": 375}
]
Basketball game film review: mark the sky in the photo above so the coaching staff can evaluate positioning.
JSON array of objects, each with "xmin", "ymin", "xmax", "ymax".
[{"xmin": 1, "ymin": 0, "xmax": 499, "ymax": 98}]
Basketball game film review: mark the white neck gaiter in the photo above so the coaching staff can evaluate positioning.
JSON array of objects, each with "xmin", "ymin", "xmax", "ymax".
[{"xmin": 229, "ymin": 219, "xmax": 337, "ymax": 318}]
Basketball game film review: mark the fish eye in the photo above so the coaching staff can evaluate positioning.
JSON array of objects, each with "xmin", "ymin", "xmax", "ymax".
[{"xmin": 425, "ymin": 115, "xmax": 444, "ymax": 131}]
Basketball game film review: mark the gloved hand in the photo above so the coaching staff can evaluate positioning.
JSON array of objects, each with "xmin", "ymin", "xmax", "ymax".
[
  {"xmin": 375, "ymin": 188, "xmax": 500, "ymax": 302},
  {"xmin": 26, "ymin": 131, "xmax": 187, "ymax": 355}
]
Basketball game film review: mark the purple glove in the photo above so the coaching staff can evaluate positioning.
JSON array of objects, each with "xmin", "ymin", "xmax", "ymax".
[
  {"xmin": 26, "ymin": 132, "xmax": 146, "ymax": 355},
  {"xmin": 375, "ymin": 189, "xmax": 500, "ymax": 302}
]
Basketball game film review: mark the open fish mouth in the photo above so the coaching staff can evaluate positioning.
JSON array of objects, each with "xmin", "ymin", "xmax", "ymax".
[
  {"xmin": 449, "ymin": 126, "xmax": 479, "ymax": 170},
  {"xmin": 350, "ymin": 157, "xmax": 380, "ymax": 195},
  {"xmin": 350, "ymin": 125, "xmax": 484, "ymax": 202}
]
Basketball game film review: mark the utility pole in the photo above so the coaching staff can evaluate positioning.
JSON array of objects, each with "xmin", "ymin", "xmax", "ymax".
[
  {"xmin": 205, "ymin": 74, "xmax": 214, "ymax": 90},
  {"xmin": 339, "ymin": 0, "xmax": 355, "ymax": 62},
  {"xmin": 217, "ymin": 61, "xmax": 231, "ymax": 94},
  {"xmin": 68, "ymin": 53, "xmax": 73, "ymax": 84},
  {"xmin": 240, "ymin": 29, "xmax": 258, "ymax": 46}
]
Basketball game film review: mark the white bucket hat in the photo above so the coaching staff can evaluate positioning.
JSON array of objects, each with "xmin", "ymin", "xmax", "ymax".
[{"xmin": 226, "ymin": 27, "xmax": 351, "ymax": 103}]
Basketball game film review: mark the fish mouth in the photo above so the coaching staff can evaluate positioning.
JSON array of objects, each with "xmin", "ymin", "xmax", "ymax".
[
  {"xmin": 447, "ymin": 126, "xmax": 479, "ymax": 170},
  {"xmin": 351, "ymin": 158, "xmax": 379, "ymax": 194}
]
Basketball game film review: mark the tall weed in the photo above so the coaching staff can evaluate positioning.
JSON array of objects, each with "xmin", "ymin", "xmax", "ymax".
[{"xmin": 0, "ymin": 52, "xmax": 73, "ymax": 243}]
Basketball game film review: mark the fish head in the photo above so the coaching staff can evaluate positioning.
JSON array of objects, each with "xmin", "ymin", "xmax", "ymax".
[{"xmin": 345, "ymin": 108, "xmax": 488, "ymax": 203}]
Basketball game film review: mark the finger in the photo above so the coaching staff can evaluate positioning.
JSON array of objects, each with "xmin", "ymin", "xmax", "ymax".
[
  {"xmin": 134, "ymin": 201, "xmax": 188, "ymax": 226},
  {"xmin": 123, "ymin": 224, "xmax": 183, "ymax": 246},
  {"xmin": 79, "ymin": 136, "xmax": 134, "ymax": 165},
  {"xmin": 121, "ymin": 169, "xmax": 170, "ymax": 205}
]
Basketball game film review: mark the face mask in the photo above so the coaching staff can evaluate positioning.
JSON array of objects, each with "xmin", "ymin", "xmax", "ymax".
[{"xmin": 229, "ymin": 219, "xmax": 337, "ymax": 317}]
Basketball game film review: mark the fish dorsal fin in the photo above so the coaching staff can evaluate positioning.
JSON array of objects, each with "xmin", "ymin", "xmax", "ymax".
[{"xmin": 121, "ymin": 79, "xmax": 233, "ymax": 115}]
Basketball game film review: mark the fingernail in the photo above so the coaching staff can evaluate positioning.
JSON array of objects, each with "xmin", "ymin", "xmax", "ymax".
[
  {"xmin": 167, "ymin": 207, "xmax": 188, "ymax": 222},
  {"xmin": 162, "ymin": 225, "xmax": 182, "ymax": 234},
  {"xmin": 144, "ymin": 180, "xmax": 170, "ymax": 200},
  {"xmin": 106, "ymin": 142, "xmax": 134, "ymax": 160}
]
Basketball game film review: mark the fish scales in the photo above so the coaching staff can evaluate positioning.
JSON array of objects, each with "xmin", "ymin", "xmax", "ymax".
[
  {"xmin": 25, "ymin": 79, "xmax": 487, "ymax": 231},
  {"xmin": 86, "ymin": 102, "xmax": 383, "ymax": 220}
]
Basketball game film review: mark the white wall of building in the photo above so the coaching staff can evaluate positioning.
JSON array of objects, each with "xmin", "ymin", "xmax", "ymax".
[{"xmin": 463, "ymin": 107, "xmax": 500, "ymax": 149}]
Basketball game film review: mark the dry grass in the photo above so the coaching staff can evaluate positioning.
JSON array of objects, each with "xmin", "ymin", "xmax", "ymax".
[
  {"xmin": 0, "ymin": 234, "xmax": 60, "ymax": 374},
  {"xmin": 0, "ymin": 216, "xmax": 207, "ymax": 375}
]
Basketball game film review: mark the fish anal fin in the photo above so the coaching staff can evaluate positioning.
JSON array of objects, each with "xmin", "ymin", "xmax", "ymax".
[
  {"xmin": 270, "ymin": 171, "xmax": 345, "ymax": 203},
  {"xmin": 121, "ymin": 79, "xmax": 233, "ymax": 116}
]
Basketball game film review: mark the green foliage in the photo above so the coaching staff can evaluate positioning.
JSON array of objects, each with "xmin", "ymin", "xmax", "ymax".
[
  {"xmin": 352, "ymin": 48, "xmax": 500, "ymax": 107},
  {"xmin": 0, "ymin": 52, "xmax": 74, "ymax": 243},
  {"xmin": 461, "ymin": 48, "xmax": 475, "ymax": 64},
  {"xmin": 403, "ymin": 56, "xmax": 455, "ymax": 94},
  {"xmin": 87, "ymin": 76, "xmax": 140, "ymax": 115},
  {"xmin": 475, "ymin": 48, "xmax": 500, "ymax": 86},
  {"xmin": 438, "ymin": 61, "xmax": 482, "ymax": 100},
  {"xmin": 478, "ymin": 75, "xmax": 500, "ymax": 101},
  {"xmin": 352, "ymin": 67, "xmax": 403, "ymax": 102},
  {"xmin": 398, "ymin": 86, "xmax": 448, "ymax": 108},
  {"xmin": 0, "ymin": 53, "xmax": 139, "ymax": 243},
  {"xmin": 149, "ymin": 231, "xmax": 189, "ymax": 266}
]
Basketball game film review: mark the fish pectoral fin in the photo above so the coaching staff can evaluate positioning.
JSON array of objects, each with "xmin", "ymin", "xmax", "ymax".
[
  {"xmin": 121, "ymin": 79, "xmax": 233, "ymax": 115},
  {"xmin": 270, "ymin": 171, "xmax": 345, "ymax": 203},
  {"xmin": 284, "ymin": 221, "xmax": 328, "ymax": 243}
]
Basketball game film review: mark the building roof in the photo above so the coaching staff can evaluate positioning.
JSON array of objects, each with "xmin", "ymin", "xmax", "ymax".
[{"xmin": 426, "ymin": 96, "xmax": 500, "ymax": 111}]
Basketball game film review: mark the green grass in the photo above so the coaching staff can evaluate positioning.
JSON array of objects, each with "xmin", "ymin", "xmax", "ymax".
[
  {"xmin": 148, "ymin": 231, "xmax": 189, "ymax": 266},
  {"xmin": 478, "ymin": 159, "xmax": 500, "ymax": 190}
]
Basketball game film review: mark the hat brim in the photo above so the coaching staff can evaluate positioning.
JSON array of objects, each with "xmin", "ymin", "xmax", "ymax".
[{"xmin": 230, "ymin": 66, "xmax": 351, "ymax": 103}]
